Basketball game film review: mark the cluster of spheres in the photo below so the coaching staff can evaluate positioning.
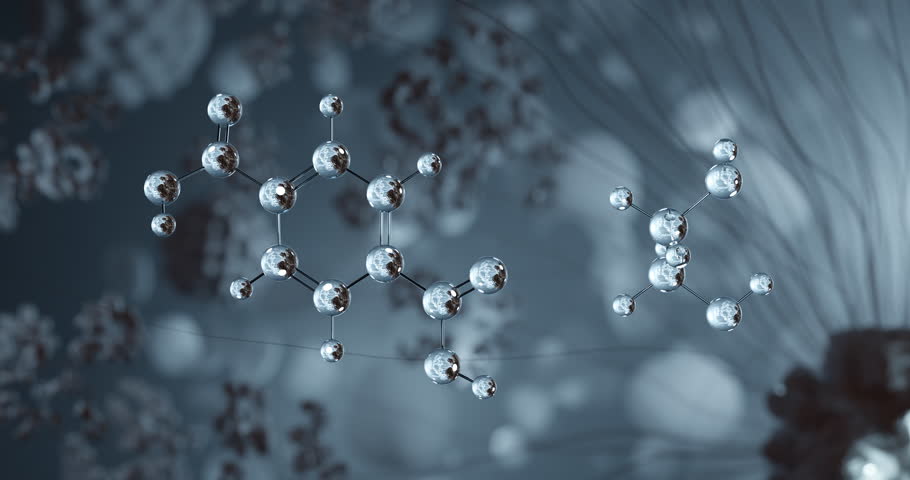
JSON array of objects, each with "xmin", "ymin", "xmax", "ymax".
[
  {"xmin": 143, "ymin": 93, "xmax": 507, "ymax": 399},
  {"xmin": 608, "ymin": 139, "xmax": 773, "ymax": 331}
]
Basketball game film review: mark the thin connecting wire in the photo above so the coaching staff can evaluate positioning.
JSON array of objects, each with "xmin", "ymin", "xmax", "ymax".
[
  {"xmin": 348, "ymin": 273, "xmax": 369, "ymax": 289},
  {"xmin": 440, "ymin": 319, "xmax": 445, "ymax": 348},
  {"xmin": 631, "ymin": 284, "xmax": 652, "ymax": 300},
  {"xmin": 294, "ymin": 172, "xmax": 319, "ymax": 190},
  {"xmin": 461, "ymin": 287, "xmax": 475, "ymax": 297},
  {"xmin": 225, "ymin": 125, "xmax": 231, "ymax": 143},
  {"xmin": 330, "ymin": 117, "xmax": 334, "ymax": 141},
  {"xmin": 347, "ymin": 168, "xmax": 369, "ymax": 184},
  {"xmin": 276, "ymin": 214, "xmax": 282, "ymax": 245},
  {"xmin": 401, "ymin": 273, "xmax": 426, "ymax": 291},
  {"xmin": 217, "ymin": 125, "xmax": 222, "ymax": 142},
  {"xmin": 235, "ymin": 168, "xmax": 262, "ymax": 186},
  {"xmin": 161, "ymin": 204, "xmax": 166, "ymax": 214},
  {"xmin": 682, "ymin": 192, "xmax": 710, "ymax": 216},
  {"xmin": 682, "ymin": 284, "xmax": 711, "ymax": 305},
  {"xmin": 738, "ymin": 290, "xmax": 754, "ymax": 304},
  {"xmin": 289, "ymin": 166, "xmax": 314, "ymax": 184},
  {"xmin": 291, "ymin": 275, "xmax": 315, "ymax": 292},
  {"xmin": 330, "ymin": 315, "xmax": 335, "ymax": 339},
  {"xmin": 295, "ymin": 267, "xmax": 320, "ymax": 285},
  {"xmin": 457, "ymin": 372, "xmax": 474, "ymax": 383},
  {"xmin": 455, "ymin": 279, "xmax": 470, "ymax": 289},
  {"xmin": 401, "ymin": 170, "xmax": 420, "ymax": 184},
  {"xmin": 629, "ymin": 204, "xmax": 652, "ymax": 218},
  {"xmin": 249, "ymin": 273, "xmax": 264, "ymax": 283},
  {"xmin": 178, "ymin": 167, "xmax": 204, "ymax": 182}
]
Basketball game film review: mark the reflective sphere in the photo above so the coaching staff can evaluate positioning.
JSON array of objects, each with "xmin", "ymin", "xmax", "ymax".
[
  {"xmin": 201, "ymin": 142, "xmax": 239, "ymax": 178},
  {"xmin": 150, "ymin": 213, "xmax": 176, "ymax": 237},
  {"xmin": 258, "ymin": 177, "xmax": 296, "ymax": 214},
  {"xmin": 712, "ymin": 138, "xmax": 738, "ymax": 162},
  {"xmin": 313, "ymin": 280, "xmax": 350, "ymax": 316},
  {"xmin": 469, "ymin": 256, "xmax": 508, "ymax": 294},
  {"xmin": 706, "ymin": 297, "xmax": 742, "ymax": 331},
  {"xmin": 750, "ymin": 272, "xmax": 773, "ymax": 295},
  {"xmin": 143, "ymin": 170, "xmax": 181, "ymax": 205},
  {"xmin": 609, "ymin": 186, "xmax": 633, "ymax": 211},
  {"xmin": 230, "ymin": 277, "xmax": 253, "ymax": 300},
  {"xmin": 320, "ymin": 338, "xmax": 344, "ymax": 362},
  {"xmin": 705, "ymin": 163, "xmax": 742, "ymax": 199},
  {"xmin": 365, "ymin": 245, "xmax": 403, "ymax": 283},
  {"xmin": 655, "ymin": 243, "xmax": 667, "ymax": 257},
  {"xmin": 665, "ymin": 245, "xmax": 691, "ymax": 268},
  {"xmin": 422, "ymin": 282, "xmax": 461, "ymax": 320},
  {"xmin": 649, "ymin": 208, "xmax": 688, "ymax": 245},
  {"xmin": 319, "ymin": 94, "xmax": 343, "ymax": 118},
  {"xmin": 648, "ymin": 258, "xmax": 685, "ymax": 292},
  {"xmin": 312, "ymin": 141, "xmax": 350, "ymax": 178},
  {"xmin": 417, "ymin": 152, "xmax": 442, "ymax": 177},
  {"xmin": 207, "ymin": 93, "xmax": 242, "ymax": 126},
  {"xmin": 612, "ymin": 294, "xmax": 635, "ymax": 316},
  {"xmin": 366, "ymin": 175, "xmax": 405, "ymax": 212},
  {"xmin": 260, "ymin": 244, "xmax": 297, "ymax": 280},
  {"xmin": 424, "ymin": 348, "xmax": 460, "ymax": 384},
  {"xmin": 472, "ymin": 375, "xmax": 497, "ymax": 399}
]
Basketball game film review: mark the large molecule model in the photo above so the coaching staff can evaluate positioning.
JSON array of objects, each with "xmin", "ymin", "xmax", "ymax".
[
  {"xmin": 609, "ymin": 139, "xmax": 772, "ymax": 331},
  {"xmin": 143, "ymin": 93, "xmax": 506, "ymax": 399}
]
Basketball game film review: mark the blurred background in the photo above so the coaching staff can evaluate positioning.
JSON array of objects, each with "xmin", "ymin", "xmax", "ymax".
[{"xmin": 2, "ymin": 0, "xmax": 909, "ymax": 478}]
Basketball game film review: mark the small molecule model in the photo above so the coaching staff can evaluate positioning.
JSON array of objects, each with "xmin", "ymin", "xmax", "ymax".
[
  {"xmin": 143, "ymin": 93, "xmax": 507, "ymax": 399},
  {"xmin": 609, "ymin": 139, "xmax": 772, "ymax": 331}
]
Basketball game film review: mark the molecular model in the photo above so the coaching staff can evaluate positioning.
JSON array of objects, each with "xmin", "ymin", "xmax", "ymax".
[
  {"xmin": 143, "ymin": 93, "xmax": 507, "ymax": 399},
  {"xmin": 608, "ymin": 139, "xmax": 772, "ymax": 331}
]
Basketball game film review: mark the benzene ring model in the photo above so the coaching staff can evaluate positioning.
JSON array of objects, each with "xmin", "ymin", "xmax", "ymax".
[
  {"xmin": 609, "ymin": 139, "xmax": 772, "ymax": 331},
  {"xmin": 143, "ymin": 93, "xmax": 506, "ymax": 399}
]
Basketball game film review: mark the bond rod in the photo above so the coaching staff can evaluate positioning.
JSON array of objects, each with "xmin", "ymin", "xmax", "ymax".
[
  {"xmin": 330, "ymin": 315, "xmax": 335, "ymax": 339},
  {"xmin": 631, "ymin": 284, "xmax": 652, "ymax": 300},
  {"xmin": 683, "ymin": 192, "xmax": 710, "ymax": 215},
  {"xmin": 455, "ymin": 279, "xmax": 471, "ymax": 289},
  {"xmin": 294, "ymin": 172, "xmax": 319, "ymax": 190},
  {"xmin": 401, "ymin": 273, "xmax": 426, "ymax": 291},
  {"xmin": 379, "ymin": 212, "xmax": 384, "ymax": 244},
  {"xmin": 289, "ymin": 166, "xmax": 314, "ymax": 183},
  {"xmin": 161, "ymin": 204, "xmax": 166, "ymax": 214},
  {"xmin": 236, "ymin": 168, "xmax": 262, "ymax": 186},
  {"xmin": 225, "ymin": 125, "xmax": 231, "ymax": 143},
  {"xmin": 348, "ymin": 273, "xmax": 369, "ymax": 289},
  {"xmin": 630, "ymin": 203, "xmax": 652, "ymax": 218},
  {"xmin": 401, "ymin": 170, "xmax": 419, "ymax": 184},
  {"xmin": 291, "ymin": 275, "xmax": 315, "ymax": 292},
  {"xmin": 330, "ymin": 118, "xmax": 334, "ymax": 141},
  {"xmin": 386, "ymin": 212, "xmax": 391, "ymax": 244},
  {"xmin": 276, "ymin": 214, "xmax": 282, "ymax": 244},
  {"xmin": 250, "ymin": 273, "xmax": 264, "ymax": 284},
  {"xmin": 461, "ymin": 287, "xmax": 475, "ymax": 297},
  {"xmin": 295, "ymin": 267, "xmax": 320, "ymax": 285},
  {"xmin": 178, "ymin": 166, "xmax": 204, "ymax": 181},
  {"xmin": 347, "ymin": 168, "xmax": 369, "ymax": 184},
  {"xmin": 217, "ymin": 125, "xmax": 222, "ymax": 142},
  {"xmin": 682, "ymin": 284, "xmax": 711, "ymax": 305},
  {"xmin": 737, "ymin": 291, "xmax": 754, "ymax": 304},
  {"xmin": 440, "ymin": 319, "xmax": 445, "ymax": 348},
  {"xmin": 457, "ymin": 372, "xmax": 474, "ymax": 383}
]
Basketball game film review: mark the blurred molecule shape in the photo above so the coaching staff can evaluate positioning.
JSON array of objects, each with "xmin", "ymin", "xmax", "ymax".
[{"xmin": 146, "ymin": 313, "xmax": 205, "ymax": 377}]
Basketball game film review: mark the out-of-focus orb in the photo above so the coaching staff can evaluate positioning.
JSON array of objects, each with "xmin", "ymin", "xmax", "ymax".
[
  {"xmin": 712, "ymin": 138, "xmax": 738, "ymax": 162},
  {"xmin": 750, "ymin": 272, "xmax": 773, "ymax": 295},
  {"xmin": 319, "ymin": 94, "xmax": 343, "ymax": 118},
  {"xmin": 150, "ymin": 213, "xmax": 176, "ymax": 237},
  {"xmin": 469, "ymin": 256, "xmax": 508, "ymax": 294},
  {"xmin": 260, "ymin": 244, "xmax": 297, "ymax": 280},
  {"xmin": 489, "ymin": 425, "xmax": 529, "ymax": 468},
  {"xmin": 320, "ymin": 338, "xmax": 344, "ymax": 362},
  {"xmin": 648, "ymin": 258, "xmax": 685, "ymax": 292},
  {"xmin": 365, "ymin": 245, "xmax": 403, "ymax": 283},
  {"xmin": 258, "ymin": 177, "xmax": 296, "ymax": 214},
  {"xmin": 612, "ymin": 294, "xmax": 635, "ymax": 316},
  {"xmin": 417, "ymin": 152, "xmax": 442, "ymax": 177},
  {"xmin": 649, "ymin": 208, "xmax": 687, "ymax": 245},
  {"xmin": 655, "ymin": 243, "xmax": 667, "ymax": 257},
  {"xmin": 424, "ymin": 348, "xmax": 460, "ymax": 384},
  {"xmin": 146, "ymin": 313, "xmax": 204, "ymax": 377},
  {"xmin": 312, "ymin": 141, "xmax": 350, "ymax": 178},
  {"xmin": 665, "ymin": 245, "xmax": 691, "ymax": 268},
  {"xmin": 229, "ymin": 277, "xmax": 253, "ymax": 300},
  {"xmin": 143, "ymin": 170, "xmax": 181, "ymax": 205},
  {"xmin": 207, "ymin": 93, "xmax": 242, "ymax": 126},
  {"xmin": 609, "ymin": 186, "xmax": 633, "ymax": 210},
  {"xmin": 706, "ymin": 297, "xmax": 742, "ymax": 331},
  {"xmin": 313, "ymin": 280, "xmax": 350, "ymax": 316},
  {"xmin": 705, "ymin": 163, "xmax": 742, "ymax": 199},
  {"xmin": 201, "ymin": 142, "xmax": 239, "ymax": 178},
  {"xmin": 472, "ymin": 375, "xmax": 497, "ymax": 399},
  {"xmin": 366, "ymin": 175, "xmax": 405, "ymax": 212},
  {"xmin": 422, "ymin": 282, "xmax": 461, "ymax": 320}
]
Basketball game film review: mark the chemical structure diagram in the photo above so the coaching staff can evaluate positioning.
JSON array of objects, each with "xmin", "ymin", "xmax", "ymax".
[
  {"xmin": 608, "ymin": 139, "xmax": 773, "ymax": 331},
  {"xmin": 142, "ymin": 93, "xmax": 507, "ymax": 400}
]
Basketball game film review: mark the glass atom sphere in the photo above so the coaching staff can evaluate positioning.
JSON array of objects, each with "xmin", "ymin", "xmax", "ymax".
[
  {"xmin": 207, "ymin": 93, "xmax": 242, "ymax": 126},
  {"xmin": 472, "ymin": 375, "xmax": 497, "ymax": 399},
  {"xmin": 750, "ymin": 272, "xmax": 774, "ymax": 295},
  {"xmin": 705, "ymin": 163, "xmax": 742, "ymax": 199},
  {"xmin": 649, "ymin": 208, "xmax": 688, "ymax": 245},
  {"xmin": 422, "ymin": 282, "xmax": 462, "ymax": 320},
  {"xmin": 260, "ymin": 244, "xmax": 298, "ymax": 280},
  {"xmin": 229, "ymin": 277, "xmax": 253, "ymax": 300},
  {"xmin": 365, "ymin": 245, "xmax": 403, "ymax": 283},
  {"xmin": 424, "ymin": 348, "xmax": 460, "ymax": 384},
  {"xmin": 201, "ymin": 142, "xmax": 239, "ymax": 178},
  {"xmin": 150, "ymin": 213, "xmax": 176, "ymax": 237},
  {"xmin": 655, "ymin": 243, "xmax": 668, "ymax": 257},
  {"xmin": 313, "ymin": 280, "xmax": 351, "ymax": 316},
  {"xmin": 258, "ymin": 177, "xmax": 296, "ymax": 214},
  {"xmin": 706, "ymin": 297, "xmax": 742, "ymax": 331},
  {"xmin": 312, "ymin": 141, "xmax": 350, "ymax": 178},
  {"xmin": 417, "ymin": 152, "xmax": 442, "ymax": 177},
  {"xmin": 712, "ymin": 138, "xmax": 738, "ymax": 162},
  {"xmin": 320, "ymin": 338, "xmax": 344, "ymax": 362},
  {"xmin": 319, "ymin": 94, "xmax": 343, "ymax": 118},
  {"xmin": 366, "ymin": 175, "xmax": 405, "ymax": 212},
  {"xmin": 143, "ymin": 170, "xmax": 181, "ymax": 205},
  {"xmin": 469, "ymin": 256, "xmax": 508, "ymax": 294},
  {"xmin": 609, "ymin": 186, "xmax": 633, "ymax": 210},
  {"xmin": 612, "ymin": 294, "xmax": 635, "ymax": 316},
  {"xmin": 665, "ymin": 245, "xmax": 691, "ymax": 268},
  {"xmin": 648, "ymin": 258, "xmax": 685, "ymax": 292}
]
